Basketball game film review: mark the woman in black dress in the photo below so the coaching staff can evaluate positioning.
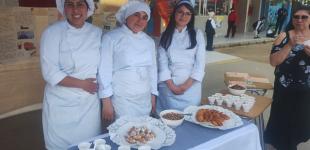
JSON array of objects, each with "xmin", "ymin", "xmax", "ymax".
[{"xmin": 264, "ymin": 5, "xmax": 310, "ymax": 150}]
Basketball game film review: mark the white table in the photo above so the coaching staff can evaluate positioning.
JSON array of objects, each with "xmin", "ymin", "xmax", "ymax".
[
  {"xmin": 69, "ymin": 120, "xmax": 261, "ymax": 150},
  {"xmin": 189, "ymin": 123, "xmax": 261, "ymax": 150}
]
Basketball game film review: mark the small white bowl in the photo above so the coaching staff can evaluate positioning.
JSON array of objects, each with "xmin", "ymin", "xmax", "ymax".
[
  {"xmin": 160, "ymin": 109, "xmax": 184, "ymax": 128},
  {"xmin": 228, "ymin": 84, "xmax": 247, "ymax": 95},
  {"xmin": 78, "ymin": 142, "xmax": 91, "ymax": 150}
]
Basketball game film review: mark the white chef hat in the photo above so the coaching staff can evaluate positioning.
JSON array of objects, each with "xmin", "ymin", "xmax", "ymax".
[
  {"xmin": 56, "ymin": 0, "xmax": 95, "ymax": 17},
  {"xmin": 115, "ymin": 0, "xmax": 151, "ymax": 25},
  {"xmin": 176, "ymin": 0, "xmax": 194, "ymax": 7}
]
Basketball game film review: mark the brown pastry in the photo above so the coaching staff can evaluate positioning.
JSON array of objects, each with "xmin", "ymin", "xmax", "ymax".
[{"xmin": 195, "ymin": 108, "xmax": 230, "ymax": 126}]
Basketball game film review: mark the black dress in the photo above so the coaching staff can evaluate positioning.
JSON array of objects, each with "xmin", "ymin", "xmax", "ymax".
[{"xmin": 264, "ymin": 32, "xmax": 310, "ymax": 150}]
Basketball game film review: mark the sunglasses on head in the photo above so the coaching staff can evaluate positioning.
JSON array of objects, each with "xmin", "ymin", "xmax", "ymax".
[{"xmin": 293, "ymin": 15, "xmax": 309, "ymax": 20}]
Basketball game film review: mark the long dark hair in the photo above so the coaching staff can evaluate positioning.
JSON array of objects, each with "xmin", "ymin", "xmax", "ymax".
[
  {"xmin": 285, "ymin": 5, "xmax": 310, "ymax": 31},
  {"xmin": 159, "ymin": 2, "xmax": 196, "ymax": 50}
]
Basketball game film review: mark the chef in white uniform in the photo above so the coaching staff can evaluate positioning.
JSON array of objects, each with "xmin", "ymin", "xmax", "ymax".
[
  {"xmin": 40, "ymin": 0, "xmax": 102, "ymax": 149},
  {"xmin": 156, "ymin": 0, "xmax": 206, "ymax": 112},
  {"xmin": 98, "ymin": 1, "xmax": 158, "ymax": 121}
]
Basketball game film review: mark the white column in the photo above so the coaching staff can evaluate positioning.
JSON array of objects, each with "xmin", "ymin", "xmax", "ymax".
[{"xmin": 199, "ymin": 0, "xmax": 202, "ymax": 16}]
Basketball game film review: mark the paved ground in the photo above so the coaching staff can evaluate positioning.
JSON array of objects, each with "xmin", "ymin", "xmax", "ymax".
[{"xmin": 1, "ymin": 35, "xmax": 309, "ymax": 149}]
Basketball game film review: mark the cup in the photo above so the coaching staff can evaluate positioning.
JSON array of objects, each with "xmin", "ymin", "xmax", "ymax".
[
  {"xmin": 247, "ymin": 97, "xmax": 256, "ymax": 103},
  {"xmin": 96, "ymin": 144, "xmax": 111, "ymax": 150},
  {"xmin": 233, "ymin": 99, "xmax": 243, "ymax": 110},
  {"xmin": 78, "ymin": 142, "xmax": 91, "ymax": 150},
  {"xmin": 242, "ymin": 102, "xmax": 254, "ymax": 112},
  {"xmin": 118, "ymin": 145, "xmax": 131, "ymax": 150},
  {"xmin": 138, "ymin": 145, "xmax": 151, "ymax": 150},
  {"xmin": 215, "ymin": 98, "xmax": 224, "ymax": 105},
  {"xmin": 95, "ymin": 144, "xmax": 106, "ymax": 150},
  {"xmin": 208, "ymin": 96, "xmax": 216, "ymax": 105},
  {"xmin": 104, "ymin": 145, "xmax": 111, "ymax": 150},
  {"xmin": 214, "ymin": 93, "xmax": 222, "ymax": 97},
  {"xmin": 304, "ymin": 40, "xmax": 310, "ymax": 46},
  {"xmin": 94, "ymin": 139, "xmax": 106, "ymax": 149},
  {"xmin": 224, "ymin": 99, "xmax": 234, "ymax": 107}
]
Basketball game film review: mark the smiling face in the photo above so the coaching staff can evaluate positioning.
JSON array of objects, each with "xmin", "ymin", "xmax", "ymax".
[
  {"xmin": 175, "ymin": 6, "xmax": 192, "ymax": 30},
  {"xmin": 125, "ymin": 11, "xmax": 148, "ymax": 33},
  {"xmin": 292, "ymin": 10, "xmax": 310, "ymax": 30},
  {"xmin": 64, "ymin": 0, "xmax": 88, "ymax": 28}
]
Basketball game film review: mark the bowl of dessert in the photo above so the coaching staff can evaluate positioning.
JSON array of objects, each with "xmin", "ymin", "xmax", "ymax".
[
  {"xmin": 159, "ymin": 109, "xmax": 185, "ymax": 128},
  {"xmin": 228, "ymin": 84, "xmax": 247, "ymax": 95}
]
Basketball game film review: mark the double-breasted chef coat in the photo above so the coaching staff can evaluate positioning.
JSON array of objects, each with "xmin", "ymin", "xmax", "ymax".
[
  {"xmin": 40, "ymin": 20, "xmax": 102, "ymax": 150},
  {"xmin": 156, "ymin": 27, "xmax": 206, "ymax": 112},
  {"xmin": 98, "ymin": 25, "xmax": 158, "ymax": 118}
]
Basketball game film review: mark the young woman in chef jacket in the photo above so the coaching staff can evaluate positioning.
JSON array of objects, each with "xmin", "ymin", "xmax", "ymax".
[
  {"xmin": 156, "ymin": 0, "xmax": 206, "ymax": 112},
  {"xmin": 98, "ymin": 1, "xmax": 158, "ymax": 122},
  {"xmin": 40, "ymin": 0, "xmax": 102, "ymax": 149}
]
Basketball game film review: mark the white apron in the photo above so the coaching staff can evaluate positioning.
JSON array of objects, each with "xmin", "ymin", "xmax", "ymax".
[
  {"xmin": 112, "ymin": 67, "xmax": 152, "ymax": 118},
  {"xmin": 157, "ymin": 64, "xmax": 201, "ymax": 112},
  {"xmin": 41, "ymin": 22, "xmax": 101, "ymax": 150},
  {"xmin": 156, "ymin": 28, "xmax": 205, "ymax": 113},
  {"xmin": 98, "ymin": 25, "xmax": 157, "ymax": 118},
  {"xmin": 43, "ymin": 86, "xmax": 101, "ymax": 150}
]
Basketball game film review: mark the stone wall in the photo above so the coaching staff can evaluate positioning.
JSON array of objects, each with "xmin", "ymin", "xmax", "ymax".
[{"xmin": 0, "ymin": 57, "xmax": 44, "ymax": 118}]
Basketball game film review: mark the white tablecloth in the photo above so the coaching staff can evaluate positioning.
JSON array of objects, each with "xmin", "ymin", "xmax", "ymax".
[
  {"xmin": 189, "ymin": 123, "xmax": 261, "ymax": 150},
  {"xmin": 69, "ymin": 121, "xmax": 261, "ymax": 150}
]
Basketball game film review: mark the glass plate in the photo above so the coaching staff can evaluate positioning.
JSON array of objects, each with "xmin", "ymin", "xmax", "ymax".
[
  {"xmin": 108, "ymin": 116, "xmax": 176, "ymax": 149},
  {"xmin": 184, "ymin": 105, "xmax": 243, "ymax": 130}
]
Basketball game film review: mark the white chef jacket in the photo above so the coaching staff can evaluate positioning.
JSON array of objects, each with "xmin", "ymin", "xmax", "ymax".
[
  {"xmin": 98, "ymin": 25, "xmax": 158, "ymax": 118},
  {"xmin": 208, "ymin": 18, "xmax": 217, "ymax": 29},
  {"xmin": 157, "ymin": 27, "xmax": 205, "ymax": 112},
  {"xmin": 40, "ymin": 20, "xmax": 102, "ymax": 150}
]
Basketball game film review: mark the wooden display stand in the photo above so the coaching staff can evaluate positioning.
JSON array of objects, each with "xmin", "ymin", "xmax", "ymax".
[{"xmin": 224, "ymin": 72, "xmax": 273, "ymax": 90}]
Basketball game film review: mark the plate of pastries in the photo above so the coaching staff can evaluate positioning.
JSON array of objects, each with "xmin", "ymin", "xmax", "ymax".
[
  {"xmin": 108, "ymin": 116, "xmax": 176, "ymax": 149},
  {"xmin": 184, "ymin": 105, "xmax": 243, "ymax": 130}
]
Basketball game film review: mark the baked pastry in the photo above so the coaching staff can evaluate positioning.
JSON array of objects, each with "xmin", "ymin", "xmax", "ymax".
[
  {"xmin": 195, "ymin": 109, "xmax": 230, "ymax": 126},
  {"xmin": 125, "ymin": 126, "xmax": 156, "ymax": 144}
]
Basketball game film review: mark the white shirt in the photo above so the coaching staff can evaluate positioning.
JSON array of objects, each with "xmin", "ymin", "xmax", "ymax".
[
  {"xmin": 98, "ymin": 25, "xmax": 158, "ymax": 99},
  {"xmin": 255, "ymin": 20, "xmax": 264, "ymax": 30},
  {"xmin": 208, "ymin": 18, "xmax": 217, "ymax": 29},
  {"xmin": 41, "ymin": 21, "xmax": 101, "ymax": 87}
]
